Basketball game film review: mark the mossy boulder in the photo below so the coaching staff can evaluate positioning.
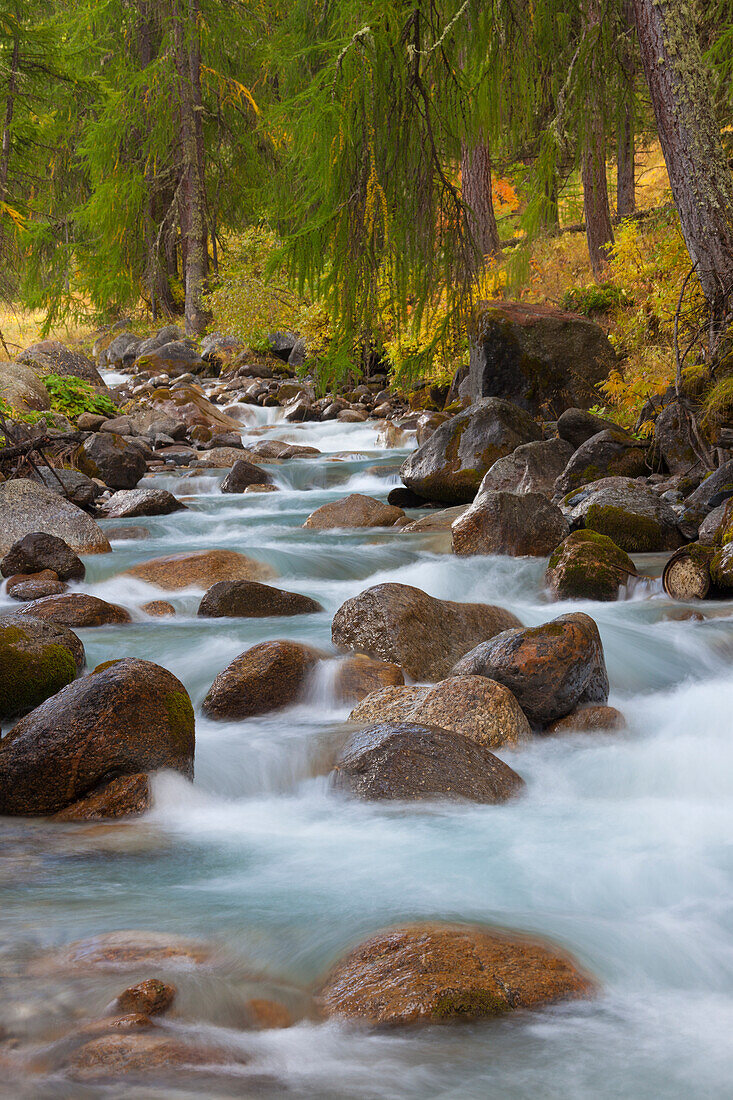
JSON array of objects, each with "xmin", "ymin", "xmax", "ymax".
[
  {"xmin": 554, "ymin": 429, "xmax": 649, "ymax": 496},
  {"xmin": 468, "ymin": 301, "xmax": 616, "ymax": 415},
  {"xmin": 399, "ymin": 397, "xmax": 543, "ymax": 504},
  {"xmin": 0, "ymin": 657, "xmax": 194, "ymax": 815},
  {"xmin": 317, "ymin": 922, "xmax": 595, "ymax": 1025},
  {"xmin": 711, "ymin": 542, "xmax": 733, "ymax": 590},
  {"xmin": 546, "ymin": 530, "xmax": 636, "ymax": 601},
  {"xmin": 451, "ymin": 612, "xmax": 609, "ymax": 726},
  {"xmin": 563, "ymin": 477, "xmax": 683, "ymax": 552},
  {"xmin": 0, "ymin": 614, "xmax": 84, "ymax": 722}
]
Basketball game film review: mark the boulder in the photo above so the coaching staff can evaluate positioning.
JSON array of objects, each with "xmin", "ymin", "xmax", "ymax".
[
  {"xmin": 711, "ymin": 542, "xmax": 733, "ymax": 589},
  {"xmin": 478, "ymin": 437, "xmax": 575, "ymax": 497},
  {"xmin": 141, "ymin": 600, "xmax": 175, "ymax": 617},
  {"xmin": 563, "ymin": 477, "xmax": 683, "ymax": 552},
  {"xmin": 544, "ymin": 705, "xmax": 626, "ymax": 735},
  {"xmin": 133, "ymin": 340, "xmax": 206, "ymax": 377},
  {"xmin": 331, "ymin": 582, "xmax": 522, "ymax": 681},
  {"xmin": 317, "ymin": 922, "xmax": 594, "ymax": 1025},
  {"xmin": 103, "ymin": 488, "xmax": 187, "ymax": 518},
  {"xmin": 400, "ymin": 505, "xmax": 467, "ymax": 533},
  {"xmin": 142, "ymin": 383, "xmax": 242, "ymax": 432},
  {"xmin": 0, "ymin": 613, "xmax": 84, "ymax": 721},
  {"xmin": 53, "ymin": 773, "xmax": 152, "ymax": 820},
  {"xmin": 545, "ymin": 530, "xmax": 636, "ymax": 601},
  {"xmin": 408, "ymin": 676, "xmax": 531, "ymax": 748},
  {"xmin": 76, "ymin": 432, "xmax": 147, "ymax": 490},
  {"xmin": 304, "ymin": 494, "xmax": 405, "ymax": 529},
  {"xmin": 452, "ymin": 489, "xmax": 568, "ymax": 556},
  {"xmin": 0, "ymin": 360, "xmax": 51, "ymax": 411},
  {"xmin": 399, "ymin": 398, "xmax": 543, "ymax": 504},
  {"xmin": 196, "ymin": 446, "xmax": 258, "ymax": 468},
  {"xmin": 0, "ymin": 479, "xmax": 110, "ymax": 556},
  {"xmin": 349, "ymin": 685, "xmax": 429, "ymax": 724},
  {"xmin": 333, "ymin": 655, "xmax": 405, "ymax": 704},
  {"xmin": 331, "ymin": 721, "xmax": 525, "ymax": 804},
  {"xmin": 653, "ymin": 401, "xmax": 699, "ymax": 474},
  {"xmin": 6, "ymin": 569, "xmax": 67, "ymax": 601},
  {"xmin": 31, "ymin": 467, "xmax": 99, "ymax": 509},
  {"xmin": 556, "ymin": 407, "xmax": 618, "ymax": 448},
  {"xmin": 554, "ymin": 429, "xmax": 649, "ymax": 496},
  {"xmin": 468, "ymin": 301, "xmax": 616, "ymax": 414},
  {"xmin": 678, "ymin": 459, "xmax": 733, "ymax": 534},
  {"xmin": 114, "ymin": 979, "xmax": 177, "ymax": 1017},
  {"xmin": 101, "ymin": 331, "xmax": 141, "ymax": 368},
  {"xmin": 268, "ymin": 330, "xmax": 300, "ymax": 361},
  {"xmin": 19, "ymin": 593, "xmax": 132, "ymax": 627},
  {"xmin": 203, "ymin": 640, "xmax": 326, "ymax": 720},
  {"xmin": 1, "ymin": 531, "xmax": 85, "ymax": 581},
  {"xmin": 197, "ymin": 580, "xmax": 322, "ymax": 618},
  {"xmin": 19, "ymin": 340, "xmax": 106, "ymax": 386},
  {"xmin": 121, "ymin": 549, "xmax": 275, "ymax": 590},
  {"xmin": 0, "ymin": 658, "xmax": 195, "ymax": 815},
  {"xmin": 221, "ymin": 458, "xmax": 273, "ymax": 493},
  {"xmin": 451, "ymin": 612, "xmax": 609, "ymax": 726}
]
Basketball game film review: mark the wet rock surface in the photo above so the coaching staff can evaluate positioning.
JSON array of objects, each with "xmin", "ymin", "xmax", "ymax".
[
  {"xmin": 1, "ymin": 532, "xmax": 86, "ymax": 582},
  {"xmin": 304, "ymin": 493, "xmax": 405, "ymax": 529},
  {"xmin": 122, "ymin": 548, "xmax": 275, "ymax": 589},
  {"xmin": 0, "ymin": 613, "xmax": 84, "ymax": 721},
  {"xmin": 18, "ymin": 593, "xmax": 132, "ymax": 627},
  {"xmin": 0, "ymin": 478, "xmax": 111, "ymax": 556},
  {"xmin": 546, "ymin": 530, "xmax": 636, "ymax": 601},
  {"xmin": 103, "ymin": 488, "xmax": 187, "ymax": 518},
  {"xmin": 452, "ymin": 489, "xmax": 568, "ymax": 556},
  {"xmin": 203, "ymin": 640, "xmax": 327, "ymax": 719},
  {"xmin": 197, "ymin": 579, "xmax": 323, "ymax": 617}
]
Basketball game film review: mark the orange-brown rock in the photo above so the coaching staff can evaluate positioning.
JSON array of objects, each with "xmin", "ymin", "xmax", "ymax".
[
  {"xmin": 114, "ymin": 978, "xmax": 177, "ymax": 1017},
  {"xmin": 142, "ymin": 600, "xmax": 176, "ymax": 617},
  {"xmin": 122, "ymin": 548, "xmax": 275, "ymax": 590},
  {"xmin": 317, "ymin": 922, "xmax": 595, "ymax": 1025},
  {"xmin": 6, "ymin": 569, "xmax": 67, "ymax": 601},
  {"xmin": 19, "ymin": 593, "xmax": 132, "ymax": 627},
  {"xmin": 33, "ymin": 930, "xmax": 212, "ymax": 973},
  {"xmin": 333, "ymin": 654, "xmax": 405, "ymax": 703},
  {"xmin": 69, "ymin": 1032, "xmax": 239, "ymax": 1080},
  {"xmin": 544, "ymin": 705, "xmax": 626, "ymax": 735},
  {"xmin": 408, "ymin": 676, "xmax": 530, "ymax": 748},
  {"xmin": 203, "ymin": 640, "xmax": 327, "ymax": 719},
  {"xmin": 244, "ymin": 998, "xmax": 293, "ymax": 1030},
  {"xmin": 348, "ymin": 685, "xmax": 429, "ymax": 723},
  {"xmin": 53, "ymin": 774, "xmax": 151, "ymax": 821}
]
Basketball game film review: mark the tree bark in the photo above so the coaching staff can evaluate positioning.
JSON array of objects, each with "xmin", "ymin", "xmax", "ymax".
[
  {"xmin": 633, "ymin": 0, "xmax": 733, "ymax": 315},
  {"xmin": 582, "ymin": 0, "xmax": 614, "ymax": 278},
  {"xmin": 616, "ymin": 0, "xmax": 636, "ymax": 219},
  {"xmin": 0, "ymin": 33, "xmax": 20, "ymax": 201},
  {"xmin": 171, "ymin": 0, "xmax": 210, "ymax": 335},
  {"xmin": 460, "ymin": 138, "xmax": 501, "ymax": 269}
]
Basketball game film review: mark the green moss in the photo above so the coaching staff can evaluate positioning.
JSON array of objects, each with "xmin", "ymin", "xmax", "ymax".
[
  {"xmin": 92, "ymin": 658, "xmax": 123, "ymax": 674},
  {"xmin": 165, "ymin": 690, "xmax": 195, "ymax": 751},
  {"xmin": 0, "ymin": 635, "xmax": 76, "ymax": 720},
  {"xmin": 433, "ymin": 987, "xmax": 509, "ymax": 1020},
  {"xmin": 583, "ymin": 503, "xmax": 662, "ymax": 552}
]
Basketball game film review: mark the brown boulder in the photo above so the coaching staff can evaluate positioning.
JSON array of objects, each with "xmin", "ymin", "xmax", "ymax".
[
  {"xmin": 19, "ymin": 593, "xmax": 132, "ymax": 627},
  {"xmin": 114, "ymin": 978, "xmax": 177, "ymax": 1017},
  {"xmin": 53, "ymin": 774, "xmax": 151, "ymax": 820},
  {"xmin": 36, "ymin": 930, "xmax": 211, "ymax": 973},
  {"xmin": 122, "ymin": 548, "xmax": 275, "ymax": 590},
  {"xmin": 202, "ymin": 640, "xmax": 326, "ymax": 720},
  {"xmin": 304, "ymin": 494, "xmax": 405, "ymax": 529},
  {"xmin": 141, "ymin": 600, "xmax": 176, "ymax": 617},
  {"xmin": 6, "ymin": 569, "xmax": 67, "ymax": 601},
  {"xmin": 451, "ymin": 612, "xmax": 609, "ymax": 726},
  {"xmin": 478, "ymin": 438, "xmax": 575, "ymax": 497},
  {"xmin": 197, "ymin": 580, "xmax": 322, "ymax": 618},
  {"xmin": 0, "ymin": 658, "xmax": 194, "ymax": 815},
  {"xmin": 0, "ymin": 613, "xmax": 84, "ymax": 722},
  {"xmin": 544, "ymin": 705, "xmax": 626, "ymax": 735},
  {"xmin": 331, "ymin": 582, "xmax": 522, "ymax": 681},
  {"xmin": 1, "ymin": 531, "xmax": 86, "ymax": 581},
  {"xmin": 221, "ymin": 458, "xmax": 274, "ymax": 492},
  {"xmin": 452, "ymin": 489, "xmax": 568, "ymax": 556},
  {"xmin": 76, "ymin": 432, "xmax": 146, "ymax": 490},
  {"xmin": 70, "ymin": 1033, "xmax": 239, "ymax": 1080},
  {"xmin": 333, "ymin": 655, "xmax": 405, "ymax": 704},
  {"xmin": 554, "ymin": 429, "xmax": 649, "ymax": 496},
  {"xmin": 143, "ymin": 383, "xmax": 242, "ymax": 432},
  {"xmin": 0, "ymin": 478, "xmax": 110, "ymax": 556},
  {"xmin": 317, "ymin": 922, "xmax": 595, "ymax": 1025},
  {"xmin": 331, "ymin": 721, "xmax": 524, "ymax": 804},
  {"xmin": 349, "ymin": 685, "xmax": 429, "ymax": 723}
]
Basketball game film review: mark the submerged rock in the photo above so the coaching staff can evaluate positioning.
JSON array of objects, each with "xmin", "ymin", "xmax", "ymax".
[
  {"xmin": 317, "ymin": 922, "xmax": 595, "ymax": 1025},
  {"xmin": 331, "ymin": 582, "xmax": 521, "ymax": 681},
  {"xmin": 19, "ymin": 593, "xmax": 132, "ymax": 627},
  {"xmin": 122, "ymin": 548, "xmax": 275, "ymax": 589},
  {"xmin": 197, "ymin": 579, "xmax": 322, "ymax": 618},
  {"xmin": 331, "ymin": 721, "xmax": 525, "ymax": 804},
  {"xmin": 304, "ymin": 493, "xmax": 405, "ymax": 529},
  {"xmin": 452, "ymin": 489, "xmax": 568, "ymax": 556},
  {"xmin": 0, "ymin": 613, "xmax": 84, "ymax": 722},
  {"xmin": 451, "ymin": 612, "xmax": 609, "ymax": 726},
  {"xmin": 0, "ymin": 658, "xmax": 194, "ymax": 815},
  {"xmin": 202, "ymin": 640, "xmax": 326, "ymax": 719},
  {"xmin": 399, "ymin": 398, "xmax": 542, "ymax": 504},
  {"xmin": 0, "ymin": 478, "xmax": 110, "ymax": 556},
  {"xmin": 546, "ymin": 529, "xmax": 636, "ymax": 601}
]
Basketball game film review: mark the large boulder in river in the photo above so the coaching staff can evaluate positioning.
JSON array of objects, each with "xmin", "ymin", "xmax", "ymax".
[
  {"xmin": 220, "ymin": 459, "xmax": 273, "ymax": 493},
  {"xmin": 452, "ymin": 489, "xmax": 568, "ymax": 556},
  {"xmin": 0, "ymin": 614, "xmax": 84, "ymax": 721},
  {"xmin": 451, "ymin": 612, "xmax": 609, "ymax": 727},
  {"xmin": 103, "ymin": 488, "xmax": 186, "ymax": 518},
  {"xmin": 554, "ymin": 429, "xmax": 648, "ymax": 496},
  {"xmin": 142, "ymin": 384, "xmax": 242, "ymax": 432},
  {"xmin": 478, "ymin": 437, "xmax": 575, "ymax": 497},
  {"xmin": 563, "ymin": 476, "xmax": 682, "ymax": 552},
  {"xmin": 304, "ymin": 494, "xmax": 405, "ymax": 529},
  {"xmin": 19, "ymin": 340, "xmax": 105, "ymax": 386},
  {"xmin": 399, "ymin": 398, "xmax": 542, "ymax": 504},
  {"xmin": 331, "ymin": 582, "xmax": 522, "ymax": 681},
  {"xmin": 202, "ymin": 640, "xmax": 326, "ymax": 719},
  {"xmin": 122, "ymin": 549, "xmax": 275, "ymax": 590},
  {"xmin": 546, "ymin": 529, "xmax": 636, "ymax": 601},
  {"xmin": 19, "ymin": 593, "xmax": 131, "ymax": 627},
  {"xmin": 133, "ymin": 340, "xmax": 205, "ymax": 377},
  {"xmin": 0, "ymin": 658, "xmax": 194, "ymax": 816},
  {"xmin": 0, "ymin": 479, "xmax": 111, "ymax": 556},
  {"xmin": 1, "ymin": 532, "xmax": 85, "ymax": 581},
  {"xmin": 76, "ymin": 432, "xmax": 146, "ymax": 490},
  {"xmin": 468, "ymin": 301, "xmax": 616, "ymax": 414},
  {"xmin": 317, "ymin": 922, "xmax": 595, "ymax": 1025},
  {"xmin": 556, "ymin": 407, "xmax": 618, "ymax": 448},
  {"xmin": 197, "ymin": 580, "xmax": 322, "ymax": 618},
  {"xmin": 330, "ymin": 721, "xmax": 524, "ymax": 804},
  {"xmin": 0, "ymin": 360, "xmax": 51, "ymax": 412}
]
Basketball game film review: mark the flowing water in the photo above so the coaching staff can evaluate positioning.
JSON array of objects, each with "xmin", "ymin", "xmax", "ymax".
[{"xmin": 2, "ymin": 390, "xmax": 733, "ymax": 1098}]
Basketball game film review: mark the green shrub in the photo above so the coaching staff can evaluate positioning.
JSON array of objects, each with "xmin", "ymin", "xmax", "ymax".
[
  {"xmin": 43, "ymin": 374, "xmax": 116, "ymax": 420},
  {"xmin": 560, "ymin": 282, "xmax": 632, "ymax": 316}
]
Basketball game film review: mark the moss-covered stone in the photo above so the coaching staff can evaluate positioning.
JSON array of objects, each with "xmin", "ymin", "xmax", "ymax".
[
  {"xmin": 546, "ymin": 530, "xmax": 636, "ymax": 601},
  {"xmin": 165, "ymin": 691, "xmax": 196, "ymax": 752},
  {"xmin": 0, "ymin": 619, "xmax": 82, "ymax": 721},
  {"xmin": 583, "ymin": 503, "xmax": 663, "ymax": 553}
]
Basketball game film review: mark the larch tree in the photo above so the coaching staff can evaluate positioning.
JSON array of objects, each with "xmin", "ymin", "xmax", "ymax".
[{"xmin": 581, "ymin": 0, "xmax": 614, "ymax": 277}]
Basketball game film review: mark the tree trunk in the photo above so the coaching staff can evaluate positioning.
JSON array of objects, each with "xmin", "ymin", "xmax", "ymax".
[
  {"xmin": 582, "ymin": 0, "xmax": 614, "ymax": 278},
  {"xmin": 633, "ymin": 0, "xmax": 733, "ymax": 315},
  {"xmin": 460, "ymin": 138, "xmax": 501, "ymax": 269},
  {"xmin": 0, "ymin": 33, "xmax": 20, "ymax": 201},
  {"xmin": 171, "ymin": 0, "xmax": 210, "ymax": 335},
  {"xmin": 616, "ymin": 0, "xmax": 636, "ymax": 219}
]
